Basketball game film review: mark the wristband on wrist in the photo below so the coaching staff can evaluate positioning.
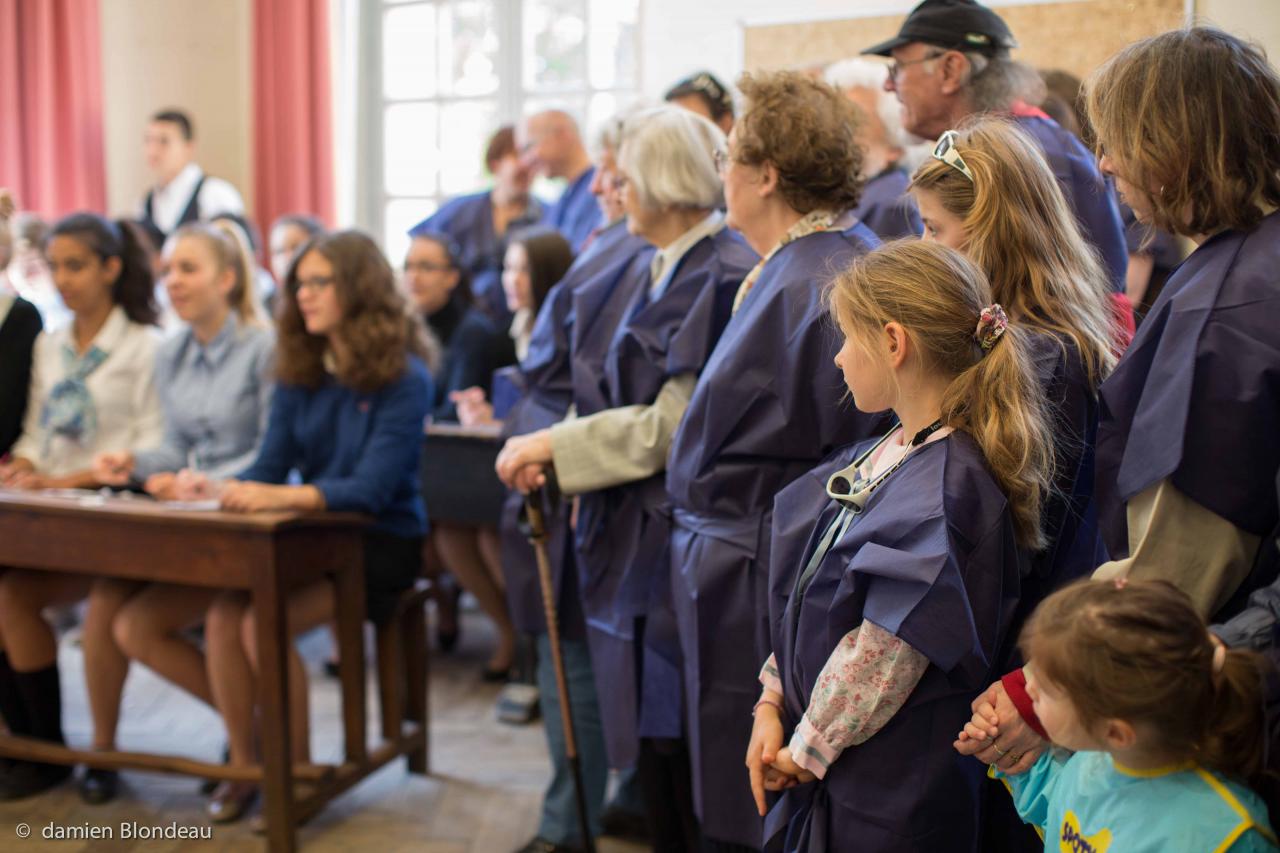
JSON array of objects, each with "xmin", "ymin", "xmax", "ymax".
[{"xmin": 752, "ymin": 698, "xmax": 783, "ymax": 717}]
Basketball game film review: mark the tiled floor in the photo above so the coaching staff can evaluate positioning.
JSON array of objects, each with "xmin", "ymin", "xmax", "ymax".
[{"xmin": 0, "ymin": 608, "xmax": 648, "ymax": 852}]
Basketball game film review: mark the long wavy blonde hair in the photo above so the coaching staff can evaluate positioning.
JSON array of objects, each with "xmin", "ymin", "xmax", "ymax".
[{"xmin": 910, "ymin": 117, "xmax": 1116, "ymax": 386}]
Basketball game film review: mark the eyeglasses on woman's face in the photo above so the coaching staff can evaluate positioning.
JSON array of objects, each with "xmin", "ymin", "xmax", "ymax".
[{"xmin": 292, "ymin": 275, "xmax": 335, "ymax": 295}]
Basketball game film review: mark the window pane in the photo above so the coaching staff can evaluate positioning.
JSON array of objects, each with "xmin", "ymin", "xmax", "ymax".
[
  {"xmin": 385, "ymin": 103, "xmax": 440, "ymax": 196},
  {"xmin": 586, "ymin": 92, "xmax": 620, "ymax": 141},
  {"xmin": 383, "ymin": 4, "xmax": 437, "ymax": 100},
  {"xmin": 587, "ymin": 0, "xmax": 638, "ymax": 90},
  {"xmin": 439, "ymin": 1, "xmax": 500, "ymax": 97},
  {"xmin": 385, "ymin": 198, "xmax": 438, "ymax": 269},
  {"xmin": 523, "ymin": 0, "xmax": 587, "ymax": 92},
  {"xmin": 439, "ymin": 102, "xmax": 501, "ymax": 195}
]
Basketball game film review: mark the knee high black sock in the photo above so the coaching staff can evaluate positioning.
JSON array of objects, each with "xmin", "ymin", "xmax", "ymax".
[
  {"xmin": 12, "ymin": 664, "xmax": 64, "ymax": 745},
  {"xmin": 0, "ymin": 653, "xmax": 30, "ymax": 736}
]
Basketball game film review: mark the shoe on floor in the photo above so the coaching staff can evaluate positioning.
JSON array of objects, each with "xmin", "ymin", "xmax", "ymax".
[
  {"xmin": 78, "ymin": 767, "xmax": 119, "ymax": 805},
  {"xmin": 600, "ymin": 803, "xmax": 650, "ymax": 841},
  {"xmin": 513, "ymin": 837, "xmax": 584, "ymax": 853},
  {"xmin": 206, "ymin": 781, "xmax": 259, "ymax": 823}
]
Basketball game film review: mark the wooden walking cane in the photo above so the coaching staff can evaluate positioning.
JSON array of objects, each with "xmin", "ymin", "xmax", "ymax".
[{"xmin": 523, "ymin": 488, "xmax": 597, "ymax": 853}]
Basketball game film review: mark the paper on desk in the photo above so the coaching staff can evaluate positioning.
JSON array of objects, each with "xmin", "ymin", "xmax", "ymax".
[{"xmin": 161, "ymin": 499, "xmax": 222, "ymax": 511}]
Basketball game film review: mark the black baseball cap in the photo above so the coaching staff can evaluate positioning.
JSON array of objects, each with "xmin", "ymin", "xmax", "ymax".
[{"xmin": 862, "ymin": 0, "xmax": 1017, "ymax": 58}]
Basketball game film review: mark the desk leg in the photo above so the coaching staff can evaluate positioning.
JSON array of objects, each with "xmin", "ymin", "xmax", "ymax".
[
  {"xmin": 255, "ymin": 571, "xmax": 296, "ymax": 853},
  {"xmin": 333, "ymin": 543, "xmax": 368, "ymax": 764}
]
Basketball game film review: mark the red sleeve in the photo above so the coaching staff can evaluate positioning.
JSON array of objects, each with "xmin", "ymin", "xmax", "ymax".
[
  {"xmin": 1110, "ymin": 292, "xmax": 1135, "ymax": 353},
  {"xmin": 1001, "ymin": 668, "xmax": 1050, "ymax": 741}
]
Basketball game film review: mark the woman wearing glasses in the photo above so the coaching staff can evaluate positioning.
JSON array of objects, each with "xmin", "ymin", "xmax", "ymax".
[
  {"xmin": 496, "ymin": 105, "xmax": 757, "ymax": 850},
  {"xmin": 660, "ymin": 71, "xmax": 883, "ymax": 851},
  {"xmin": 176, "ymin": 230, "xmax": 433, "ymax": 823}
]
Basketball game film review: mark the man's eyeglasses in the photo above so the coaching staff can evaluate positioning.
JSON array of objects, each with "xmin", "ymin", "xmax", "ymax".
[
  {"xmin": 713, "ymin": 148, "xmax": 731, "ymax": 174},
  {"xmin": 888, "ymin": 50, "xmax": 945, "ymax": 82},
  {"xmin": 931, "ymin": 130, "xmax": 975, "ymax": 183}
]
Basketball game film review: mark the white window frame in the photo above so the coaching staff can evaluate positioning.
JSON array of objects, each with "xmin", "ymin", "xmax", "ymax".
[{"xmin": 338, "ymin": 0, "xmax": 643, "ymax": 254}]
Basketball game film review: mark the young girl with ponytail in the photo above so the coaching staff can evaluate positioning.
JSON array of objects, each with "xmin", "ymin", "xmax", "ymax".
[
  {"xmin": 0, "ymin": 214, "xmax": 163, "ymax": 801},
  {"xmin": 988, "ymin": 578, "xmax": 1277, "ymax": 852},
  {"xmin": 745, "ymin": 239, "xmax": 1053, "ymax": 852}
]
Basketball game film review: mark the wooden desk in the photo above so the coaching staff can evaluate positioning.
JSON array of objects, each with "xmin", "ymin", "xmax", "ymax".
[
  {"xmin": 422, "ymin": 422, "xmax": 505, "ymax": 525},
  {"xmin": 0, "ymin": 490, "xmax": 426, "ymax": 852}
]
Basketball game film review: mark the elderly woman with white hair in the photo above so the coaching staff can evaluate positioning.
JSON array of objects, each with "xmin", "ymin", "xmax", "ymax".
[
  {"xmin": 496, "ymin": 104, "xmax": 757, "ymax": 851},
  {"xmin": 825, "ymin": 57, "xmax": 928, "ymax": 240}
]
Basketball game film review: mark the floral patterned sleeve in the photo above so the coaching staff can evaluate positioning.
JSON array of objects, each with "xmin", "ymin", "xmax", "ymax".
[
  {"xmin": 759, "ymin": 653, "xmax": 784, "ymax": 696},
  {"xmin": 788, "ymin": 620, "xmax": 929, "ymax": 779}
]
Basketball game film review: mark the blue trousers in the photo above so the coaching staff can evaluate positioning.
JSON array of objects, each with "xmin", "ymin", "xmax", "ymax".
[{"xmin": 536, "ymin": 633, "xmax": 609, "ymax": 845}]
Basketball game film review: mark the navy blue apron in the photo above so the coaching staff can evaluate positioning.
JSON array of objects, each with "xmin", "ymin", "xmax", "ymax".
[
  {"xmin": 542, "ymin": 167, "xmax": 603, "ymax": 252},
  {"xmin": 1096, "ymin": 209, "xmax": 1280, "ymax": 558},
  {"xmin": 852, "ymin": 167, "xmax": 922, "ymax": 242},
  {"xmin": 572, "ymin": 227, "xmax": 756, "ymax": 768},
  {"xmin": 664, "ymin": 220, "xmax": 885, "ymax": 847},
  {"xmin": 498, "ymin": 221, "xmax": 655, "ymax": 635},
  {"xmin": 765, "ymin": 432, "xmax": 1021, "ymax": 853}
]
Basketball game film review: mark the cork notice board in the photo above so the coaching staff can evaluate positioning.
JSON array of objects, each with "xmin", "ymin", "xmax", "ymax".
[{"xmin": 743, "ymin": 0, "xmax": 1186, "ymax": 82}]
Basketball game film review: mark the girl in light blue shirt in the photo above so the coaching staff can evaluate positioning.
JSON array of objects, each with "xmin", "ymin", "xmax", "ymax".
[
  {"xmin": 83, "ymin": 221, "xmax": 273, "ymax": 805},
  {"xmin": 974, "ymin": 579, "xmax": 1278, "ymax": 853}
]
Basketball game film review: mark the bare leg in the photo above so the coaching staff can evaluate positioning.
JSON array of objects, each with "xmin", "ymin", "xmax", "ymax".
[
  {"xmin": 206, "ymin": 593, "xmax": 256, "ymax": 767},
  {"xmin": 114, "ymin": 584, "xmax": 218, "ymax": 705},
  {"xmin": 0, "ymin": 571, "xmax": 92, "ymax": 670},
  {"xmin": 477, "ymin": 525, "xmax": 505, "ymax": 593},
  {"xmin": 82, "ymin": 579, "xmax": 141, "ymax": 750},
  {"xmin": 435, "ymin": 522, "xmax": 515, "ymax": 672},
  {"xmin": 423, "ymin": 537, "xmax": 458, "ymax": 645},
  {"xmin": 240, "ymin": 581, "xmax": 335, "ymax": 765}
]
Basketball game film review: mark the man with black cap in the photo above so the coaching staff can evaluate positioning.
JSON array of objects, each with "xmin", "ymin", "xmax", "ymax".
[{"xmin": 864, "ymin": 0, "xmax": 1132, "ymax": 325}]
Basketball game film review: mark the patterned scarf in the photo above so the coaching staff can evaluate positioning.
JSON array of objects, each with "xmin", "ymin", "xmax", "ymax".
[
  {"xmin": 730, "ymin": 209, "xmax": 840, "ymax": 315},
  {"xmin": 41, "ymin": 344, "xmax": 109, "ymax": 454}
]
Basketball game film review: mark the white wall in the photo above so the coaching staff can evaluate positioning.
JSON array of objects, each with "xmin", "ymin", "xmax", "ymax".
[
  {"xmin": 1196, "ymin": 0, "xmax": 1280, "ymax": 60},
  {"xmin": 639, "ymin": 0, "xmax": 1084, "ymax": 96},
  {"xmin": 99, "ymin": 0, "xmax": 254, "ymax": 219}
]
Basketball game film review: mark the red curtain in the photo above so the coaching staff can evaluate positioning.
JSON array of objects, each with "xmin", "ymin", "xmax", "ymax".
[
  {"xmin": 253, "ymin": 0, "xmax": 335, "ymax": 231},
  {"xmin": 0, "ymin": 0, "xmax": 106, "ymax": 218}
]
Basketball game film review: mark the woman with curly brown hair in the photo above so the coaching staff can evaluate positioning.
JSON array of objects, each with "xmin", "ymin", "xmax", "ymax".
[
  {"xmin": 177, "ymin": 230, "xmax": 434, "ymax": 823},
  {"xmin": 662, "ymin": 71, "xmax": 885, "ymax": 851}
]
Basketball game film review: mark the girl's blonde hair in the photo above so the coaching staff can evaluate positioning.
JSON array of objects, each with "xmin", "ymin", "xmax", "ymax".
[
  {"xmin": 910, "ymin": 117, "xmax": 1116, "ymax": 386},
  {"xmin": 1085, "ymin": 27, "xmax": 1280, "ymax": 239},
  {"xmin": 171, "ymin": 221, "xmax": 264, "ymax": 327},
  {"xmin": 830, "ymin": 240, "xmax": 1053, "ymax": 549},
  {"xmin": 1023, "ymin": 578, "xmax": 1267, "ymax": 782}
]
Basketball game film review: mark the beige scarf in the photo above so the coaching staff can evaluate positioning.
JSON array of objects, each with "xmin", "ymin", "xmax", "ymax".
[{"xmin": 730, "ymin": 209, "xmax": 840, "ymax": 315}]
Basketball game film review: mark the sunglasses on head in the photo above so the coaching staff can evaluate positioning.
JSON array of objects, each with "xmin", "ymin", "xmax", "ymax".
[{"xmin": 932, "ymin": 130, "xmax": 975, "ymax": 183}]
